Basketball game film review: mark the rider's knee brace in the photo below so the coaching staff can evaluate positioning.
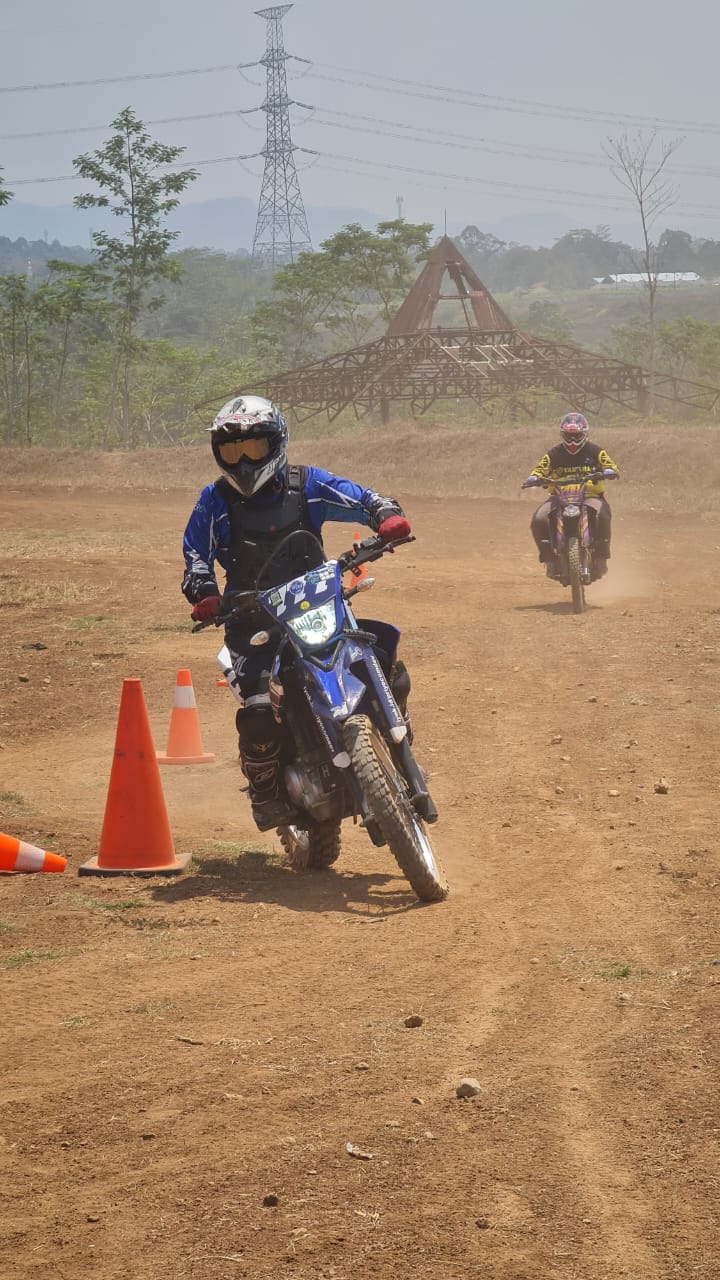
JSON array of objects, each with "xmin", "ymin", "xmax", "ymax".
[{"xmin": 236, "ymin": 705, "xmax": 284, "ymax": 797}]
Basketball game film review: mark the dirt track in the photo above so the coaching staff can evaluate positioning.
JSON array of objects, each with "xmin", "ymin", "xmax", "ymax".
[{"xmin": 1, "ymin": 433, "xmax": 719, "ymax": 1280}]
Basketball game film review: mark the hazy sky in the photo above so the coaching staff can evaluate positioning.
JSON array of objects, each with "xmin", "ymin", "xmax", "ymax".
[{"xmin": 2, "ymin": 0, "xmax": 720, "ymax": 241}]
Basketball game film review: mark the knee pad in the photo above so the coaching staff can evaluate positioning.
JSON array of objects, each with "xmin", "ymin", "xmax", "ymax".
[{"xmin": 236, "ymin": 705, "xmax": 279, "ymax": 756}]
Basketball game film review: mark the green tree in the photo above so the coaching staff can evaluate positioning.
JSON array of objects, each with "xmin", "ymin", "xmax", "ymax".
[
  {"xmin": 0, "ymin": 166, "xmax": 12, "ymax": 208},
  {"xmin": 0, "ymin": 263, "xmax": 110, "ymax": 445},
  {"xmin": 73, "ymin": 107, "xmax": 197, "ymax": 444},
  {"xmin": 657, "ymin": 228, "xmax": 695, "ymax": 272},
  {"xmin": 606, "ymin": 131, "xmax": 682, "ymax": 414},
  {"xmin": 521, "ymin": 299, "xmax": 573, "ymax": 344},
  {"xmin": 250, "ymin": 220, "xmax": 433, "ymax": 369},
  {"xmin": 321, "ymin": 220, "xmax": 433, "ymax": 324},
  {"xmin": 609, "ymin": 315, "xmax": 720, "ymax": 418},
  {"xmin": 0, "ymin": 274, "xmax": 34, "ymax": 443}
]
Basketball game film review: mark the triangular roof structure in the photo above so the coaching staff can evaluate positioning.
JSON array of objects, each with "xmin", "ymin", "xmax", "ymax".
[
  {"xmin": 251, "ymin": 237, "xmax": 720, "ymax": 422},
  {"xmin": 386, "ymin": 234, "xmax": 512, "ymax": 335}
]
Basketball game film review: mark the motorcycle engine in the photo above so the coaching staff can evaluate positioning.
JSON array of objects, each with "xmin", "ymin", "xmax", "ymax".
[{"xmin": 284, "ymin": 761, "xmax": 338, "ymax": 822}]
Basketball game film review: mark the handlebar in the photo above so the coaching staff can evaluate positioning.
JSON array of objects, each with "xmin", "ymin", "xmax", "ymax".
[
  {"xmin": 191, "ymin": 533, "xmax": 415, "ymax": 632},
  {"xmin": 522, "ymin": 471, "xmax": 611, "ymax": 490},
  {"xmin": 337, "ymin": 532, "xmax": 415, "ymax": 575}
]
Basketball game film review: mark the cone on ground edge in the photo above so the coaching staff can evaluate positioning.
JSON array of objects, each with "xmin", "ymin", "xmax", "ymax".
[
  {"xmin": 0, "ymin": 831, "xmax": 66, "ymax": 874},
  {"xmin": 157, "ymin": 669, "xmax": 215, "ymax": 765},
  {"xmin": 79, "ymin": 678, "xmax": 190, "ymax": 877}
]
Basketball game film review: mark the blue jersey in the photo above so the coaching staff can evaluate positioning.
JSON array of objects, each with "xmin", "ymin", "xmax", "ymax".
[{"xmin": 182, "ymin": 465, "xmax": 401, "ymax": 601}]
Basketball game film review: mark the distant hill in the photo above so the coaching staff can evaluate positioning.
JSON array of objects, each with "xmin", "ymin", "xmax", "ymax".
[
  {"xmin": 4, "ymin": 198, "xmax": 720, "ymax": 259},
  {"xmin": 0, "ymin": 235, "xmax": 91, "ymax": 275},
  {"xmin": 1, "ymin": 198, "xmax": 385, "ymax": 257}
]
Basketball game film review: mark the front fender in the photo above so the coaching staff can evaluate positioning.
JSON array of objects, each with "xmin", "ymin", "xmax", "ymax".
[{"xmin": 297, "ymin": 637, "xmax": 369, "ymax": 724}]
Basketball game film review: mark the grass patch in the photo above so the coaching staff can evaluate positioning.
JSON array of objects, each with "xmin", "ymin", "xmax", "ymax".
[
  {"xmin": 193, "ymin": 843, "xmax": 279, "ymax": 881},
  {"xmin": 2, "ymin": 531, "xmax": 145, "ymax": 559},
  {"xmin": 60, "ymin": 1014, "xmax": 93, "ymax": 1028},
  {"xmin": 57, "ymin": 893, "xmax": 146, "ymax": 914},
  {"xmin": 127, "ymin": 998, "xmax": 176, "ymax": 1018},
  {"xmin": 0, "ymin": 579, "xmax": 94, "ymax": 607},
  {"xmin": 67, "ymin": 614, "xmax": 110, "ymax": 630},
  {"xmin": 197, "ymin": 840, "xmax": 267, "ymax": 857},
  {"xmin": 0, "ymin": 791, "xmax": 26, "ymax": 806},
  {"xmin": 0, "ymin": 948, "xmax": 62, "ymax": 967},
  {"xmin": 197, "ymin": 842, "xmax": 278, "ymax": 869},
  {"xmin": 0, "ymin": 791, "xmax": 32, "ymax": 819},
  {"xmin": 595, "ymin": 961, "xmax": 651, "ymax": 981}
]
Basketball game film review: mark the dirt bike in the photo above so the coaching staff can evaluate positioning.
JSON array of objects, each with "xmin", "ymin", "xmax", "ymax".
[
  {"xmin": 522, "ymin": 470, "xmax": 613, "ymax": 615},
  {"xmin": 194, "ymin": 529, "xmax": 448, "ymax": 904}
]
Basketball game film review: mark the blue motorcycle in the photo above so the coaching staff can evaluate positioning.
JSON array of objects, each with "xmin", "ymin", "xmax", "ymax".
[{"xmin": 196, "ymin": 530, "xmax": 448, "ymax": 903}]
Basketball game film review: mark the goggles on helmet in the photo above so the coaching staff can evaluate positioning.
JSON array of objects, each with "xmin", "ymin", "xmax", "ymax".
[{"xmin": 216, "ymin": 435, "xmax": 271, "ymax": 465}]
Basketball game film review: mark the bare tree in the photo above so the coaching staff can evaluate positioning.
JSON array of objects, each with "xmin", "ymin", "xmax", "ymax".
[{"xmin": 605, "ymin": 131, "xmax": 682, "ymax": 413}]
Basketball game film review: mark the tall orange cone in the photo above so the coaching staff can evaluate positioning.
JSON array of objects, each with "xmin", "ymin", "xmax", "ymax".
[
  {"xmin": 0, "ymin": 832, "xmax": 66, "ymax": 874},
  {"xmin": 157, "ymin": 669, "xmax": 215, "ymax": 765},
  {"xmin": 79, "ymin": 678, "xmax": 190, "ymax": 877}
]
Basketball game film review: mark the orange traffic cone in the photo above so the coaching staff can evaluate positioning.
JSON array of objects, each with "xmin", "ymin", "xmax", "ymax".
[
  {"xmin": 0, "ymin": 831, "xmax": 66, "ymax": 874},
  {"xmin": 79, "ymin": 678, "xmax": 190, "ymax": 877},
  {"xmin": 157, "ymin": 669, "xmax": 215, "ymax": 765}
]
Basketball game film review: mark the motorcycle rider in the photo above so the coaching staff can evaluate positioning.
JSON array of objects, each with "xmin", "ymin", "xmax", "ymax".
[
  {"xmin": 182, "ymin": 394, "xmax": 413, "ymax": 831},
  {"xmin": 523, "ymin": 412, "xmax": 619, "ymax": 577}
]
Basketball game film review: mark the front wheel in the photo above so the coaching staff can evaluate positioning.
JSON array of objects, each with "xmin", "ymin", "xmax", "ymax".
[
  {"xmin": 343, "ymin": 715, "xmax": 448, "ymax": 903},
  {"xmin": 277, "ymin": 818, "xmax": 342, "ymax": 870},
  {"xmin": 567, "ymin": 535, "xmax": 585, "ymax": 614}
]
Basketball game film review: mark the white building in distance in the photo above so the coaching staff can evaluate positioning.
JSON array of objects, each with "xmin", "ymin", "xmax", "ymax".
[{"xmin": 592, "ymin": 272, "xmax": 702, "ymax": 287}]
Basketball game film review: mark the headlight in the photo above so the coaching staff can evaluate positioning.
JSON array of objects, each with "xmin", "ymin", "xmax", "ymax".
[{"xmin": 287, "ymin": 601, "xmax": 338, "ymax": 647}]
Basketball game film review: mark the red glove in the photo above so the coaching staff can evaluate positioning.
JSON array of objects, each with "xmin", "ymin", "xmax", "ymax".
[
  {"xmin": 191, "ymin": 595, "xmax": 223, "ymax": 623},
  {"xmin": 378, "ymin": 515, "xmax": 411, "ymax": 544}
]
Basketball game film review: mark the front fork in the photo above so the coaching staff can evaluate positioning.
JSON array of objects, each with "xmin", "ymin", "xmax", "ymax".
[{"xmin": 555, "ymin": 509, "xmax": 591, "ymax": 579}]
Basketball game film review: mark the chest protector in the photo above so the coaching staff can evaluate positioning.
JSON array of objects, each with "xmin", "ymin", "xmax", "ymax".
[{"xmin": 220, "ymin": 465, "xmax": 322, "ymax": 592}]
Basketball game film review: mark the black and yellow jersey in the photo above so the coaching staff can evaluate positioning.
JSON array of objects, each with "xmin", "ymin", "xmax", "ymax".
[{"xmin": 530, "ymin": 442, "xmax": 620, "ymax": 498}]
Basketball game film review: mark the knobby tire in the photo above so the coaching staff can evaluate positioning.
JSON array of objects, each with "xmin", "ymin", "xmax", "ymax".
[
  {"xmin": 278, "ymin": 818, "xmax": 342, "ymax": 870},
  {"xmin": 568, "ymin": 535, "xmax": 585, "ymax": 614},
  {"xmin": 343, "ymin": 715, "xmax": 448, "ymax": 903}
]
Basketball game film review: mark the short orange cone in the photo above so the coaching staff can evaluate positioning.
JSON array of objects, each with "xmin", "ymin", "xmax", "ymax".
[
  {"xmin": 79, "ymin": 678, "xmax": 190, "ymax": 877},
  {"xmin": 157, "ymin": 669, "xmax": 215, "ymax": 765},
  {"xmin": 0, "ymin": 831, "xmax": 66, "ymax": 874}
]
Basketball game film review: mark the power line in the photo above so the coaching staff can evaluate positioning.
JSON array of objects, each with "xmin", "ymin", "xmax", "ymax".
[
  {"xmin": 12, "ymin": 146, "xmax": 719, "ymax": 221},
  {"xmin": 0, "ymin": 63, "xmax": 241, "ymax": 94},
  {"xmin": 7, "ymin": 98, "xmax": 720, "ymax": 185},
  {"xmin": 308, "ymin": 62, "xmax": 720, "ymax": 137},
  {"xmin": 2, "ymin": 51, "xmax": 720, "ymax": 138},
  {"xmin": 0, "ymin": 108, "xmax": 261, "ymax": 143}
]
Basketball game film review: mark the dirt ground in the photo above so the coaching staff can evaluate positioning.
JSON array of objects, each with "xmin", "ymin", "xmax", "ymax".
[{"xmin": 1, "ymin": 427, "xmax": 719, "ymax": 1280}]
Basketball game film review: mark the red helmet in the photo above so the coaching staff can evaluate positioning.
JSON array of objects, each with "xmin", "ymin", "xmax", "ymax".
[{"xmin": 560, "ymin": 412, "xmax": 589, "ymax": 454}]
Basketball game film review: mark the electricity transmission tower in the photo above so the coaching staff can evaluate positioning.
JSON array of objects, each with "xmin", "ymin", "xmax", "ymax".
[{"xmin": 252, "ymin": 5, "xmax": 312, "ymax": 266}]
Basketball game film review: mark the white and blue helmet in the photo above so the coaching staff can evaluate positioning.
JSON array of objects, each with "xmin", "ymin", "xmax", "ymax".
[{"xmin": 209, "ymin": 395, "xmax": 288, "ymax": 498}]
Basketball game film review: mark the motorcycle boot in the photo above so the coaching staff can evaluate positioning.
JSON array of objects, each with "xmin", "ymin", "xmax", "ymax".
[
  {"xmin": 236, "ymin": 706, "xmax": 297, "ymax": 831},
  {"xmin": 594, "ymin": 540, "xmax": 610, "ymax": 578},
  {"xmin": 538, "ymin": 539, "xmax": 558, "ymax": 578},
  {"xmin": 391, "ymin": 659, "xmax": 413, "ymax": 744}
]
